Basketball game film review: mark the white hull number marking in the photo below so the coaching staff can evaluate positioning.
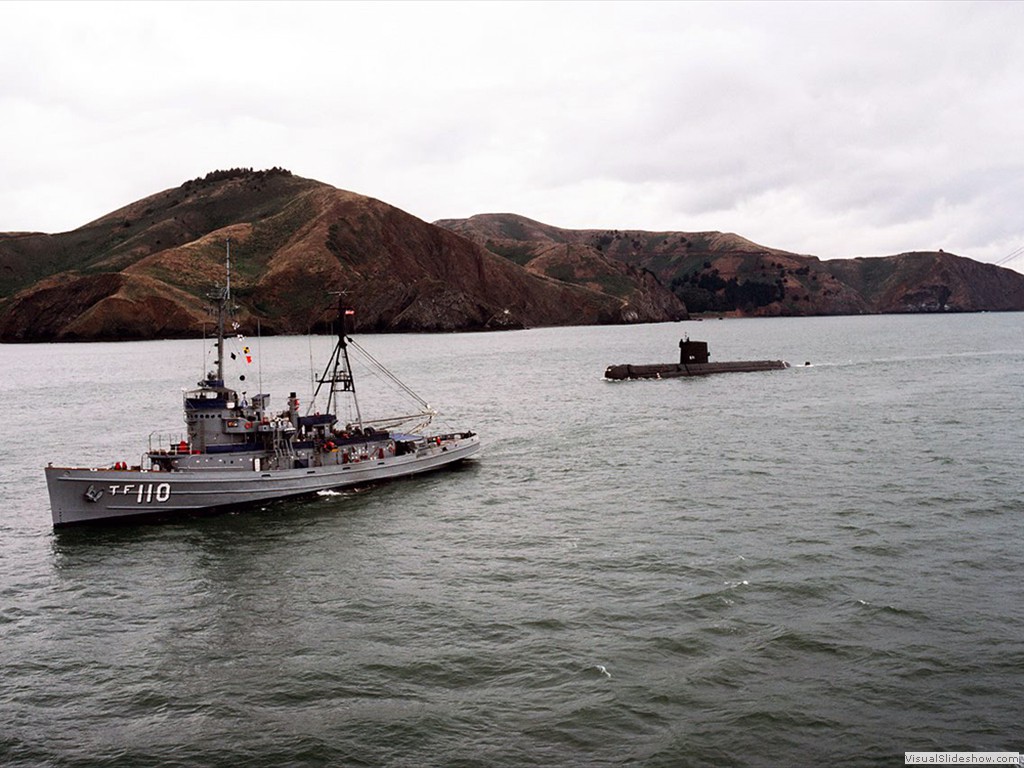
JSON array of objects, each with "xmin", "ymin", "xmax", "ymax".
[{"xmin": 107, "ymin": 483, "xmax": 172, "ymax": 503}]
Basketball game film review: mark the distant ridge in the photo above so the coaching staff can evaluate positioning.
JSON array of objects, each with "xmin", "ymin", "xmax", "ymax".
[
  {"xmin": 2, "ymin": 171, "xmax": 1022, "ymax": 342},
  {"xmin": 435, "ymin": 213, "xmax": 1024, "ymax": 316}
]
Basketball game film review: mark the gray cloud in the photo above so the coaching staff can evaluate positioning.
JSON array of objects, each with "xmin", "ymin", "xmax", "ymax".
[{"xmin": 1, "ymin": 0, "xmax": 1022, "ymax": 271}]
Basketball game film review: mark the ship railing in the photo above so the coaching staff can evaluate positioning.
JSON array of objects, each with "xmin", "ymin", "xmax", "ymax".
[{"xmin": 147, "ymin": 432, "xmax": 193, "ymax": 456}]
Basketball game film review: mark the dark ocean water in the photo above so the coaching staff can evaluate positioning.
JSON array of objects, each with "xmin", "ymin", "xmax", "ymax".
[{"xmin": 2, "ymin": 314, "xmax": 1022, "ymax": 767}]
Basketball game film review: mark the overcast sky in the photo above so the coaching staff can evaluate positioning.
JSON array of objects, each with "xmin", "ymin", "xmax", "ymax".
[{"xmin": 3, "ymin": 1, "xmax": 1023, "ymax": 271}]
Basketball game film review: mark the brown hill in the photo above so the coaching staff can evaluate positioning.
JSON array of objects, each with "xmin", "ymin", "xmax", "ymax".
[
  {"xmin": 819, "ymin": 251, "xmax": 1024, "ymax": 312},
  {"xmin": 436, "ymin": 213, "xmax": 1024, "ymax": 316},
  {"xmin": 0, "ymin": 170, "xmax": 679, "ymax": 341},
  {"xmin": 435, "ymin": 213, "xmax": 685, "ymax": 323}
]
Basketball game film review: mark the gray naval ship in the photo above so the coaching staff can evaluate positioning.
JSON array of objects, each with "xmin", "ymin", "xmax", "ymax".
[{"xmin": 45, "ymin": 254, "xmax": 480, "ymax": 527}]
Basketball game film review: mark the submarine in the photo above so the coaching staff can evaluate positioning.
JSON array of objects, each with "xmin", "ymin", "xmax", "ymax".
[{"xmin": 604, "ymin": 338, "xmax": 790, "ymax": 380}]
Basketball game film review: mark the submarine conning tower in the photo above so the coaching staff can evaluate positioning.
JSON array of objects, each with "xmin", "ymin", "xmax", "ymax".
[{"xmin": 680, "ymin": 339, "xmax": 709, "ymax": 365}]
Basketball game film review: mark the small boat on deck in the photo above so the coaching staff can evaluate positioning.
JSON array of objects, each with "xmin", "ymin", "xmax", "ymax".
[{"xmin": 605, "ymin": 338, "xmax": 789, "ymax": 380}]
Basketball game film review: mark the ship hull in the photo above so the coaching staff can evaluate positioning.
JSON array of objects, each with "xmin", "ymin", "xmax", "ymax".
[
  {"xmin": 46, "ymin": 435, "xmax": 480, "ymax": 527},
  {"xmin": 604, "ymin": 360, "xmax": 789, "ymax": 380}
]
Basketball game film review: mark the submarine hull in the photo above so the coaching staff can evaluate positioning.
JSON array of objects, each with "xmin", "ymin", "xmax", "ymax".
[{"xmin": 604, "ymin": 360, "xmax": 789, "ymax": 380}]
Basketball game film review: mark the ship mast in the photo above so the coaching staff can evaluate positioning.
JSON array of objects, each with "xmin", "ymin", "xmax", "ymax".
[
  {"xmin": 203, "ymin": 239, "xmax": 233, "ymax": 386},
  {"xmin": 216, "ymin": 239, "xmax": 231, "ymax": 384},
  {"xmin": 312, "ymin": 296, "xmax": 362, "ymax": 428}
]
